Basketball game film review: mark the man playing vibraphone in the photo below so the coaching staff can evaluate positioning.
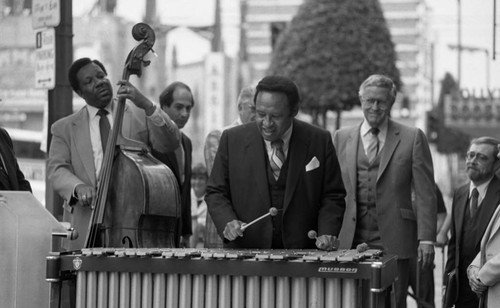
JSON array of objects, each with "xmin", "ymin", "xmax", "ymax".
[{"xmin": 205, "ymin": 75, "xmax": 346, "ymax": 250}]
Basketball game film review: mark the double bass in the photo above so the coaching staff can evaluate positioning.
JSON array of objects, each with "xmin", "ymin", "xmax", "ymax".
[{"xmin": 84, "ymin": 23, "xmax": 181, "ymax": 249}]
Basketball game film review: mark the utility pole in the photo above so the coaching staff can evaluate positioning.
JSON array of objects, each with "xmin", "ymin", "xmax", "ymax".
[
  {"xmin": 448, "ymin": 44, "xmax": 490, "ymax": 90},
  {"xmin": 457, "ymin": 0, "xmax": 462, "ymax": 87},
  {"xmin": 45, "ymin": 0, "xmax": 73, "ymax": 221}
]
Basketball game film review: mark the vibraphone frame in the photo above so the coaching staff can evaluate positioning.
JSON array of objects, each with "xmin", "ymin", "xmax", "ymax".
[{"xmin": 47, "ymin": 248, "xmax": 397, "ymax": 308}]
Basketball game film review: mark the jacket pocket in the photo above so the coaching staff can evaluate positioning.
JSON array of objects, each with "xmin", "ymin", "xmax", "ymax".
[{"xmin": 400, "ymin": 208, "xmax": 416, "ymax": 221}]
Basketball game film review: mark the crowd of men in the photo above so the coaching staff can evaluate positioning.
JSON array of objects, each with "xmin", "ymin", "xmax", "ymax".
[{"xmin": 3, "ymin": 57, "xmax": 500, "ymax": 307}]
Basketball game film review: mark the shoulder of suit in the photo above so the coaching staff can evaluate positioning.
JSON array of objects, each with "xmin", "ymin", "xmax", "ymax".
[
  {"xmin": 388, "ymin": 119, "xmax": 420, "ymax": 133},
  {"xmin": 182, "ymin": 133, "xmax": 192, "ymax": 144},
  {"xmin": 454, "ymin": 183, "xmax": 470, "ymax": 196},
  {"xmin": 225, "ymin": 121, "xmax": 255, "ymax": 135},
  {"xmin": 51, "ymin": 107, "xmax": 87, "ymax": 128},
  {"xmin": 335, "ymin": 124, "xmax": 359, "ymax": 135}
]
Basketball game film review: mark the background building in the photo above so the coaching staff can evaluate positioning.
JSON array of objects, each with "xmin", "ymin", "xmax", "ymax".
[{"xmin": 243, "ymin": 0, "xmax": 433, "ymax": 114}]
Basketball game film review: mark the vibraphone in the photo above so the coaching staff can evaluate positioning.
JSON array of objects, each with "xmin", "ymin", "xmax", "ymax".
[{"xmin": 46, "ymin": 248, "xmax": 397, "ymax": 308}]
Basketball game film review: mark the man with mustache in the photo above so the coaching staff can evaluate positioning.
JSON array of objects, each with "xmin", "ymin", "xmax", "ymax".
[
  {"xmin": 152, "ymin": 81, "xmax": 195, "ymax": 247},
  {"xmin": 444, "ymin": 137, "xmax": 500, "ymax": 308},
  {"xmin": 206, "ymin": 75, "xmax": 346, "ymax": 250},
  {"xmin": 47, "ymin": 58, "xmax": 180, "ymax": 250}
]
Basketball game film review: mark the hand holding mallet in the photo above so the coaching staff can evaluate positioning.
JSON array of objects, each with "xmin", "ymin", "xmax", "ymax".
[{"xmin": 308, "ymin": 230, "xmax": 339, "ymax": 251}]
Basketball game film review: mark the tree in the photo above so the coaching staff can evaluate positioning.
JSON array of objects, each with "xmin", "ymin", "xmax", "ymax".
[
  {"xmin": 267, "ymin": 0, "xmax": 401, "ymax": 128},
  {"xmin": 429, "ymin": 72, "xmax": 470, "ymax": 155}
]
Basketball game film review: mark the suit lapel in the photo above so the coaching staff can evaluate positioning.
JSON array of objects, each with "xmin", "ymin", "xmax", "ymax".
[
  {"xmin": 245, "ymin": 127, "xmax": 269, "ymax": 206},
  {"xmin": 377, "ymin": 120, "xmax": 401, "ymax": 182},
  {"xmin": 346, "ymin": 126, "xmax": 360, "ymax": 193},
  {"xmin": 73, "ymin": 107, "xmax": 96, "ymax": 185},
  {"xmin": 164, "ymin": 148, "xmax": 180, "ymax": 182},
  {"xmin": 455, "ymin": 185, "xmax": 469, "ymax": 241},
  {"xmin": 482, "ymin": 205, "xmax": 500, "ymax": 250},
  {"xmin": 180, "ymin": 134, "xmax": 192, "ymax": 185},
  {"xmin": 476, "ymin": 177, "xmax": 500, "ymax": 245},
  {"xmin": 283, "ymin": 121, "xmax": 309, "ymax": 210},
  {"xmin": 0, "ymin": 138, "xmax": 16, "ymax": 188}
]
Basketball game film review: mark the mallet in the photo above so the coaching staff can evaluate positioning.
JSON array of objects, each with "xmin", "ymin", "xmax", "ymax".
[{"xmin": 241, "ymin": 207, "xmax": 279, "ymax": 231}]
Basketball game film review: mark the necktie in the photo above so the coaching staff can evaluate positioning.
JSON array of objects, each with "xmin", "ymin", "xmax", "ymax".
[
  {"xmin": 367, "ymin": 127, "xmax": 380, "ymax": 163},
  {"xmin": 470, "ymin": 188, "xmax": 479, "ymax": 218},
  {"xmin": 270, "ymin": 139, "xmax": 285, "ymax": 180},
  {"xmin": 0, "ymin": 163, "xmax": 11, "ymax": 190},
  {"xmin": 97, "ymin": 109, "xmax": 111, "ymax": 153}
]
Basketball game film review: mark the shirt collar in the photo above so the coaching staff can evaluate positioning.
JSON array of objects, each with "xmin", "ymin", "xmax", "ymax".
[
  {"xmin": 361, "ymin": 118, "xmax": 388, "ymax": 137},
  {"xmin": 264, "ymin": 121, "xmax": 293, "ymax": 153},
  {"xmin": 87, "ymin": 101, "xmax": 113, "ymax": 119},
  {"xmin": 470, "ymin": 176, "xmax": 494, "ymax": 200}
]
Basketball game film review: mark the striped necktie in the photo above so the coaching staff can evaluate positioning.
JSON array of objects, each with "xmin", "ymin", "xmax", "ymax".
[
  {"xmin": 470, "ymin": 188, "xmax": 479, "ymax": 218},
  {"xmin": 97, "ymin": 109, "xmax": 111, "ymax": 153},
  {"xmin": 367, "ymin": 127, "xmax": 380, "ymax": 163},
  {"xmin": 270, "ymin": 139, "xmax": 285, "ymax": 180}
]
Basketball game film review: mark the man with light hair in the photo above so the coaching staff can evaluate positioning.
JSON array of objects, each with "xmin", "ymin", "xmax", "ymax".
[{"xmin": 333, "ymin": 74, "xmax": 437, "ymax": 308}]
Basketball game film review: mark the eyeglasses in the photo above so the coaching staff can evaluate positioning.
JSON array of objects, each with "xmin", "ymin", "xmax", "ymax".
[
  {"xmin": 360, "ymin": 97, "xmax": 390, "ymax": 110},
  {"xmin": 466, "ymin": 151, "xmax": 491, "ymax": 163}
]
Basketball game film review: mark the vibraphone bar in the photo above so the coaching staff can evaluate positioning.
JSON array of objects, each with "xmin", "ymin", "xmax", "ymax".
[{"xmin": 47, "ymin": 248, "xmax": 397, "ymax": 308}]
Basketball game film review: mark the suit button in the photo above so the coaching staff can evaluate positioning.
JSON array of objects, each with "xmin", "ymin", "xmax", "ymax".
[{"xmin": 352, "ymin": 217, "xmax": 356, "ymax": 222}]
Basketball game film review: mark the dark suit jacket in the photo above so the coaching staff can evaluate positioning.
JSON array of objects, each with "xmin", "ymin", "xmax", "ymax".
[
  {"xmin": 153, "ymin": 133, "xmax": 192, "ymax": 236},
  {"xmin": 333, "ymin": 119, "xmax": 436, "ymax": 258},
  {"xmin": 0, "ymin": 128, "xmax": 31, "ymax": 192},
  {"xmin": 205, "ymin": 119, "xmax": 346, "ymax": 249},
  {"xmin": 444, "ymin": 176, "xmax": 500, "ymax": 305}
]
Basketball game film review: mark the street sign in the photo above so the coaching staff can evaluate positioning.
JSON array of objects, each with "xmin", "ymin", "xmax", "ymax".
[
  {"xmin": 32, "ymin": 0, "xmax": 60, "ymax": 29},
  {"xmin": 35, "ymin": 28, "xmax": 55, "ymax": 90}
]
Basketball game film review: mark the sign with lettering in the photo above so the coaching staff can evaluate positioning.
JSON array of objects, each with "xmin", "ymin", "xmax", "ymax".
[
  {"xmin": 35, "ymin": 28, "xmax": 55, "ymax": 89},
  {"xmin": 32, "ymin": 0, "xmax": 60, "ymax": 29}
]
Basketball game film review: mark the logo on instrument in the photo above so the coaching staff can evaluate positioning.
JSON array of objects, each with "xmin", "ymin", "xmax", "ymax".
[
  {"xmin": 73, "ymin": 257, "xmax": 83, "ymax": 270},
  {"xmin": 318, "ymin": 267, "xmax": 358, "ymax": 274}
]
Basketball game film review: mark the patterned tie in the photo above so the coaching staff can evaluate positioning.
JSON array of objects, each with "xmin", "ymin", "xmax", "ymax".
[
  {"xmin": 367, "ymin": 127, "xmax": 380, "ymax": 163},
  {"xmin": 470, "ymin": 188, "xmax": 479, "ymax": 218},
  {"xmin": 97, "ymin": 109, "xmax": 111, "ymax": 153},
  {"xmin": 270, "ymin": 139, "xmax": 285, "ymax": 180}
]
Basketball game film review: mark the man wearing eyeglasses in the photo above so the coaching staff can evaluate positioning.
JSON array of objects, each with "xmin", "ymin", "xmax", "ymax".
[
  {"xmin": 333, "ymin": 74, "xmax": 437, "ymax": 308},
  {"xmin": 443, "ymin": 137, "xmax": 500, "ymax": 308}
]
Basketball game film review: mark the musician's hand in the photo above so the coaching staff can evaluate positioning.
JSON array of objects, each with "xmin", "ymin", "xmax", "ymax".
[
  {"xmin": 315, "ymin": 234, "xmax": 338, "ymax": 251},
  {"xmin": 435, "ymin": 230, "xmax": 448, "ymax": 247},
  {"xmin": 75, "ymin": 184, "xmax": 96, "ymax": 207},
  {"xmin": 223, "ymin": 220, "xmax": 244, "ymax": 241},
  {"xmin": 468, "ymin": 266, "xmax": 487, "ymax": 294},
  {"xmin": 116, "ymin": 80, "xmax": 155, "ymax": 115},
  {"xmin": 418, "ymin": 242, "xmax": 435, "ymax": 269}
]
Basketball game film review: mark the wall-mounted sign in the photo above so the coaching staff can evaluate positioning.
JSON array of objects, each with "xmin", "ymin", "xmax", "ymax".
[
  {"xmin": 32, "ymin": 0, "xmax": 60, "ymax": 29},
  {"xmin": 35, "ymin": 28, "xmax": 55, "ymax": 90}
]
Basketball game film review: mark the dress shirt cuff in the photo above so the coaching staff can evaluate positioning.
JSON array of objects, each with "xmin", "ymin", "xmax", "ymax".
[{"xmin": 420, "ymin": 240, "xmax": 434, "ymax": 245}]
